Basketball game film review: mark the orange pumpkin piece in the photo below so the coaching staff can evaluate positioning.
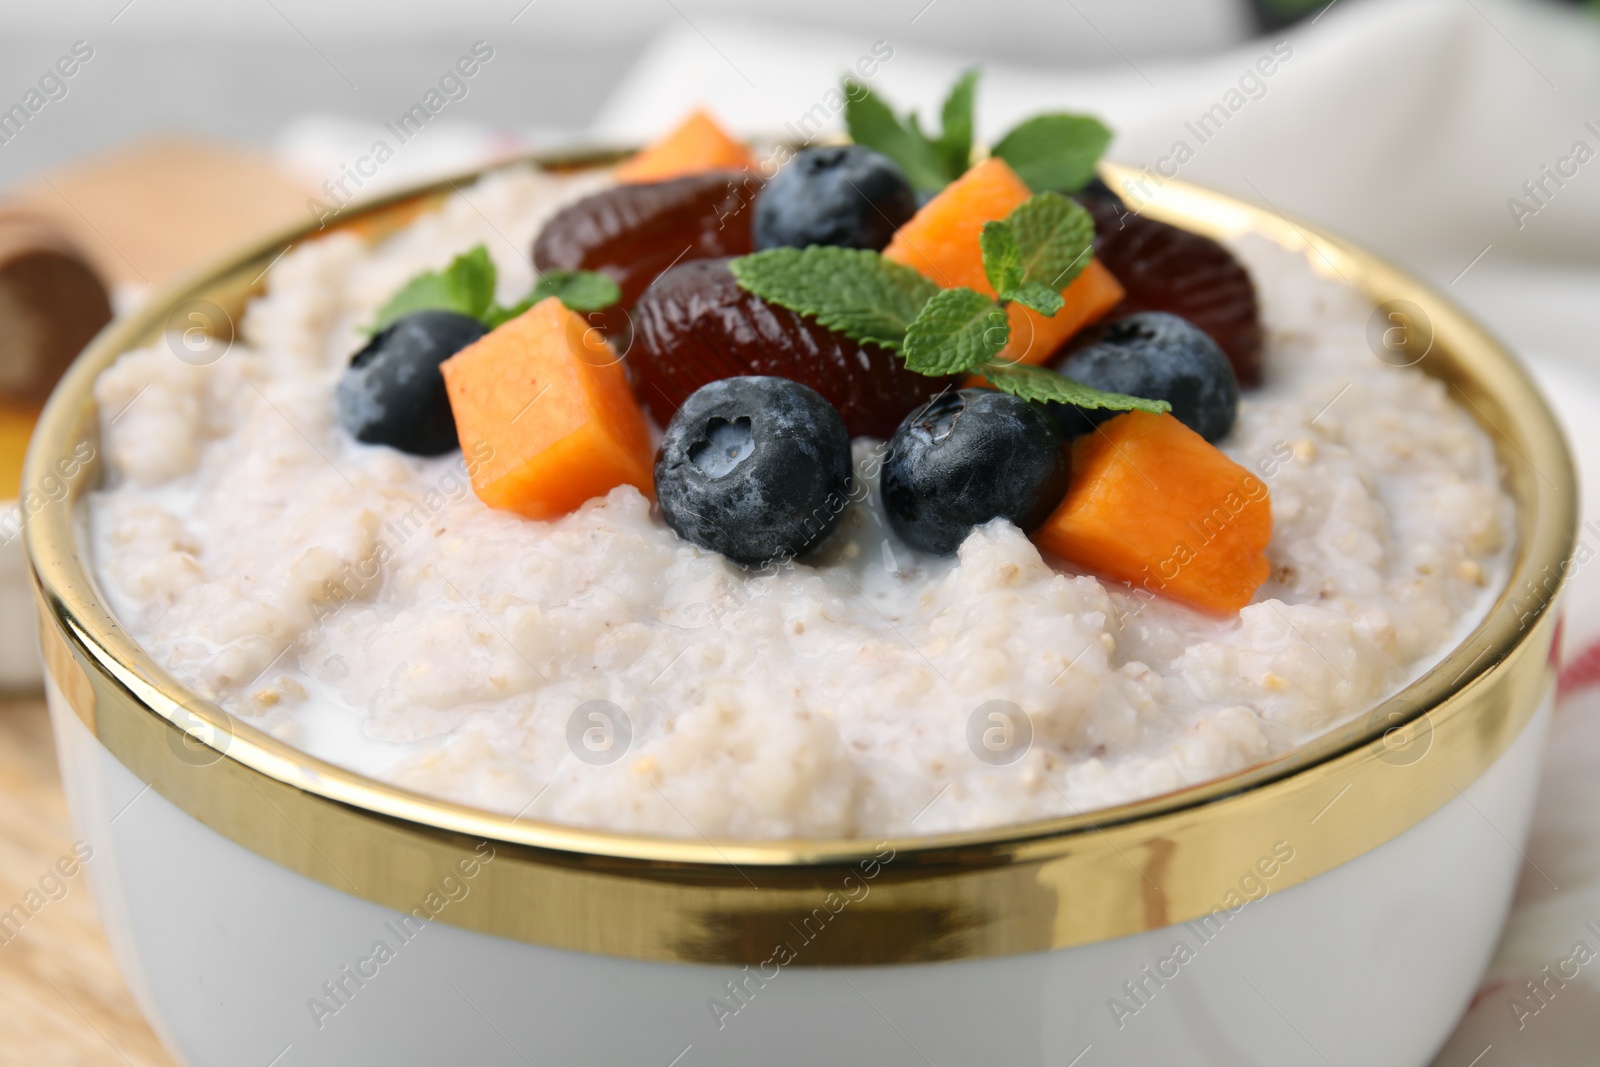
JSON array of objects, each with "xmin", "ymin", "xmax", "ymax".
[
  {"xmin": 1033, "ymin": 411, "xmax": 1271, "ymax": 615},
  {"xmin": 614, "ymin": 108, "xmax": 757, "ymax": 184},
  {"xmin": 883, "ymin": 157, "xmax": 1125, "ymax": 368},
  {"xmin": 441, "ymin": 297, "xmax": 654, "ymax": 520}
]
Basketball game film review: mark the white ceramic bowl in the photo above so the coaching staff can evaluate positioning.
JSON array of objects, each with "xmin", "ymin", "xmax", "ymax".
[
  {"xmin": 25, "ymin": 159, "xmax": 1576, "ymax": 1067},
  {"xmin": 0, "ymin": 504, "xmax": 40, "ymax": 688}
]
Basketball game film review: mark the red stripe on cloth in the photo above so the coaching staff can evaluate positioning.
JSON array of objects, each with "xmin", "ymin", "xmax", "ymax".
[{"xmin": 1554, "ymin": 628, "xmax": 1600, "ymax": 701}]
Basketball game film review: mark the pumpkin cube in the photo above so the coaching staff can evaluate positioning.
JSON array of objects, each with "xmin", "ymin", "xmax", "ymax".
[
  {"xmin": 615, "ymin": 108, "xmax": 757, "ymax": 184},
  {"xmin": 1034, "ymin": 411, "xmax": 1271, "ymax": 614},
  {"xmin": 441, "ymin": 297, "xmax": 654, "ymax": 519}
]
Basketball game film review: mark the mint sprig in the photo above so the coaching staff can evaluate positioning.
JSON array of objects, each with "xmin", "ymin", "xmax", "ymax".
[
  {"xmin": 368, "ymin": 243, "xmax": 619, "ymax": 334},
  {"xmin": 735, "ymin": 192, "xmax": 1094, "ymax": 375},
  {"xmin": 982, "ymin": 363, "xmax": 1168, "ymax": 413},
  {"xmin": 843, "ymin": 70, "xmax": 1112, "ymax": 195},
  {"xmin": 841, "ymin": 80, "xmax": 952, "ymax": 192},
  {"xmin": 731, "ymin": 192, "xmax": 1161, "ymax": 417},
  {"xmin": 729, "ymin": 247, "xmax": 937, "ymax": 350},
  {"xmin": 841, "ymin": 67, "xmax": 978, "ymax": 192}
]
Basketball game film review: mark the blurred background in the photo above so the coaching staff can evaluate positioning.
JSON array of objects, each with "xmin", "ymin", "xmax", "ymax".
[
  {"xmin": 2, "ymin": 1, "xmax": 1598, "ymax": 1063},
  {"xmin": 0, "ymin": 0, "xmax": 1258, "ymax": 185},
  {"xmin": 3, "ymin": 0, "xmax": 1597, "ymax": 331}
]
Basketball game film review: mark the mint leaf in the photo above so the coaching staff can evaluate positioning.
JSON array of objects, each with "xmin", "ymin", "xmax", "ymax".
[
  {"xmin": 983, "ymin": 363, "xmax": 1169, "ymax": 414},
  {"xmin": 842, "ymin": 79, "xmax": 949, "ymax": 192},
  {"xmin": 980, "ymin": 216, "xmax": 1070, "ymax": 316},
  {"xmin": 1001, "ymin": 282, "xmax": 1064, "ymax": 318},
  {"xmin": 372, "ymin": 250, "xmax": 617, "ymax": 333},
  {"xmin": 935, "ymin": 68, "xmax": 979, "ymax": 179},
  {"xmin": 485, "ymin": 270, "xmax": 620, "ymax": 327},
  {"xmin": 979, "ymin": 220, "xmax": 1022, "ymax": 296},
  {"xmin": 371, "ymin": 244, "xmax": 497, "ymax": 332},
  {"xmin": 531, "ymin": 270, "xmax": 621, "ymax": 312},
  {"xmin": 730, "ymin": 247, "xmax": 939, "ymax": 350},
  {"xmin": 1008, "ymin": 192, "xmax": 1096, "ymax": 292},
  {"xmin": 991, "ymin": 113, "xmax": 1113, "ymax": 193},
  {"xmin": 903, "ymin": 287, "xmax": 1009, "ymax": 375}
]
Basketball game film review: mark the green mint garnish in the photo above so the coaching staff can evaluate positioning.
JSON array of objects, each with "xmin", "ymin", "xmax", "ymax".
[
  {"xmin": 1002, "ymin": 284, "xmax": 1063, "ymax": 318},
  {"xmin": 371, "ymin": 245, "xmax": 497, "ymax": 333},
  {"xmin": 729, "ymin": 196, "xmax": 1152, "ymax": 416},
  {"xmin": 842, "ymin": 67, "xmax": 980, "ymax": 193},
  {"xmin": 903, "ymin": 288, "xmax": 1009, "ymax": 375},
  {"xmin": 982, "ymin": 362, "xmax": 1170, "ymax": 414},
  {"xmin": 728, "ymin": 246, "xmax": 938, "ymax": 350},
  {"xmin": 1004, "ymin": 191, "xmax": 1097, "ymax": 291},
  {"xmin": 842, "ymin": 79, "xmax": 953, "ymax": 193},
  {"xmin": 483, "ymin": 270, "xmax": 621, "ymax": 328},
  {"xmin": 978, "ymin": 220, "xmax": 1022, "ymax": 295},
  {"xmin": 368, "ymin": 243, "xmax": 618, "ymax": 334},
  {"xmin": 729, "ymin": 244, "xmax": 1156, "ymax": 415},
  {"xmin": 990, "ymin": 113, "xmax": 1113, "ymax": 194},
  {"xmin": 933, "ymin": 68, "xmax": 979, "ymax": 180},
  {"xmin": 843, "ymin": 69, "xmax": 1112, "ymax": 196},
  {"xmin": 978, "ymin": 221, "xmax": 1062, "ymax": 317}
]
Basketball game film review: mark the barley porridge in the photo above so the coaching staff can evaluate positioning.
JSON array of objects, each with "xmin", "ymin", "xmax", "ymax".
[{"xmin": 85, "ymin": 162, "xmax": 1511, "ymax": 839}]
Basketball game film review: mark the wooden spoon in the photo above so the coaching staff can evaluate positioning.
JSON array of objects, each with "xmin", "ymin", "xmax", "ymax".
[
  {"xmin": 0, "ymin": 213, "xmax": 112, "ymax": 497},
  {"xmin": 0, "ymin": 212, "xmax": 113, "ymax": 407}
]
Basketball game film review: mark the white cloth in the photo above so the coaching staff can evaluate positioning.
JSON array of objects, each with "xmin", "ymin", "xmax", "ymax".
[
  {"xmin": 594, "ymin": 0, "xmax": 1600, "ymax": 276},
  {"xmin": 594, "ymin": 3, "xmax": 1600, "ymax": 1062}
]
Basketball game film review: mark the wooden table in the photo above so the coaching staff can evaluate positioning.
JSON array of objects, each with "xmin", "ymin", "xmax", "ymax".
[
  {"xmin": 0, "ymin": 694, "xmax": 176, "ymax": 1066},
  {"xmin": 2, "ymin": 136, "xmax": 313, "ymax": 1065}
]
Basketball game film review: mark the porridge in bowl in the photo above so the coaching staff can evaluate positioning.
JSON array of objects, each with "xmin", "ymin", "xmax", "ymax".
[{"xmin": 85, "ymin": 91, "xmax": 1510, "ymax": 841}]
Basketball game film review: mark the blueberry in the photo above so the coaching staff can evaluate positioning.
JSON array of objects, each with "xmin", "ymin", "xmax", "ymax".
[
  {"xmin": 882, "ymin": 389, "xmax": 1070, "ymax": 556},
  {"xmin": 753, "ymin": 146, "xmax": 918, "ymax": 252},
  {"xmin": 655, "ymin": 376, "xmax": 853, "ymax": 565},
  {"xmin": 1053, "ymin": 311, "xmax": 1239, "ymax": 442},
  {"xmin": 337, "ymin": 310, "xmax": 486, "ymax": 455}
]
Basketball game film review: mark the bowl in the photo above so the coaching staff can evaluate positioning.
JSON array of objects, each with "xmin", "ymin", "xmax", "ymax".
[
  {"xmin": 0, "ymin": 506, "xmax": 35, "ymax": 689},
  {"xmin": 24, "ymin": 156, "xmax": 1576, "ymax": 1067}
]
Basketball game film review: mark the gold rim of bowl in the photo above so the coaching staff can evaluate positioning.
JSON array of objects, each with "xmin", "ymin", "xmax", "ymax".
[{"xmin": 22, "ymin": 153, "xmax": 1577, "ymax": 965}]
